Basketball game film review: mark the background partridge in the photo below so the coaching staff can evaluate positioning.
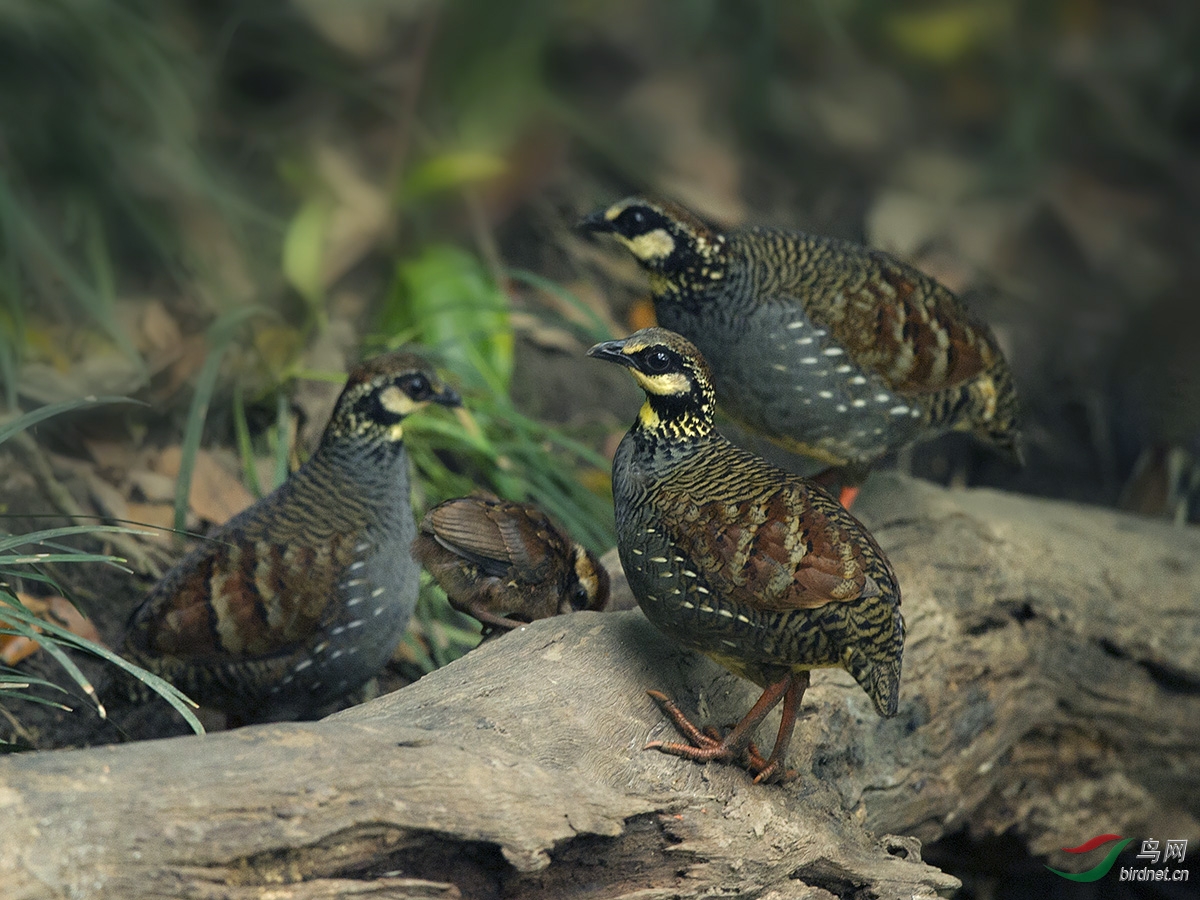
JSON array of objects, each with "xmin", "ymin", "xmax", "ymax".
[
  {"xmin": 119, "ymin": 350, "xmax": 461, "ymax": 723},
  {"xmin": 580, "ymin": 197, "xmax": 1021, "ymax": 504},
  {"xmin": 589, "ymin": 327, "xmax": 904, "ymax": 783},
  {"xmin": 412, "ymin": 494, "xmax": 610, "ymax": 635}
]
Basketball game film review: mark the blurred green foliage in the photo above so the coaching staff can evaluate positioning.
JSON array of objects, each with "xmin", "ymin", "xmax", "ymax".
[{"xmin": 386, "ymin": 245, "xmax": 514, "ymax": 391}]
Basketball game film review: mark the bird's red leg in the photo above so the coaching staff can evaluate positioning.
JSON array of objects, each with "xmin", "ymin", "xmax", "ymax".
[
  {"xmin": 645, "ymin": 674, "xmax": 794, "ymax": 773},
  {"xmin": 750, "ymin": 670, "xmax": 808, "ymax": 784},
  {"xmin": 812, "ymin": 464, "xmax": 865, "ymax": 509}
]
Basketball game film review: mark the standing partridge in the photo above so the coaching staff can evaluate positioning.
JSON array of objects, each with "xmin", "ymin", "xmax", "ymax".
[
  {"xmin": 580, "ymin": 196, "xmax": 1021, "ymax": 505},
  {"xmin": 412, "ymin": 494, "xmax": 610, "ymax": 635},
  {"xmin": 119, "ymin": 350, "xmax": 461, "ymax": 723},
  {"xmin": 588, "ymin": 327, "xmax": 904, "ymax": 783}
]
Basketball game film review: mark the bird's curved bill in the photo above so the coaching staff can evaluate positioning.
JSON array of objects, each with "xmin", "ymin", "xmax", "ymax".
[
  {"xmin": 576, "ymin": 209, "xmax": 615, "ymax": 233},
  {"xmin": 586, "ymin": 339, "xmax": 634, "ymax": 366}
]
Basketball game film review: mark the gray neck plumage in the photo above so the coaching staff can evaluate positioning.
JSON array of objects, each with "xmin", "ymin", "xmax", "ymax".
[
  {"xmin": 290, "ymin": 433, "xmax": 415, "ymax": 538},
  {"xmin": 735, "ymin": 226, "xmax": 860, "ymax": 300},
  {"xmin": 615, "ymin": 413, "xmax": 716, "ymax": 514}
]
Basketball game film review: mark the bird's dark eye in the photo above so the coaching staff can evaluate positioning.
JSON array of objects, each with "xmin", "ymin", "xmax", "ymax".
[
  {"xmin": 616, "ymin": 206, "xmax": 653, "ymax": 234},
  {"xmin": 399, "ymin": 373, "xmax": 432, "ymax": 401},
  {"xmin": 643, "ymin": 349, "xmax": 672, "ymax": 373}
]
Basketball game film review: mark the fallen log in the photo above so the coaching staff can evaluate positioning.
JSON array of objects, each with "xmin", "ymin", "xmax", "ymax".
[{"xmin": 0, "ymin": 474, "xmax": 1196, "ymax": 899}]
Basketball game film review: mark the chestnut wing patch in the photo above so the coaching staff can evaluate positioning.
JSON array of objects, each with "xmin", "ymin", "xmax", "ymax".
[
  {"xmin": 799, "ymin": 249, "xmax": 998, "ymax": 395},
  {"xmin": 662, "ymin": 486, "xmax": 877, "ymax": 612},
  {"xmin": 127, "ymin": 528, "xmax": 356, "ymax": 661}
]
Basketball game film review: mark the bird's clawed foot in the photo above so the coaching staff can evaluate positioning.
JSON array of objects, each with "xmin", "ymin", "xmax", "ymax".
[
  {"xmin": 744, "ymin": 740, "xmax": 798, "ymax": 784},
  {"xmin": 644, "ymin": 690, "xmax": 798, "ymax": 783},
  {"xmin": 644, "ymin": 690, "xmax": 737, "ymax": 761}
]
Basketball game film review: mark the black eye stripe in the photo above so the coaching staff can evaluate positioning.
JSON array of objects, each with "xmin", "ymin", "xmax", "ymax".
[
  {"xmin": 616, "ymin": 205, "xmax": 665, "ymax": 235},
  {"xmin": 398, "ymin": 373, "xmax": 431, "ymax": 400}
]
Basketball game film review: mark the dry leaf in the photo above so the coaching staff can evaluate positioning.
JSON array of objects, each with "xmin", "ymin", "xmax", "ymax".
[
  {"xmin": 509, "ymin": 312, "xmax": 583, "ymax": 354},
  {"xmin": 157, "ymin": 333, "xmax": 211, "ymax": 401},
  {"xmin": 138, "ymin": 299, "xmax": 184, "ymax": 358},
  {"xmin": 290, "ymin": 323, "xmax": 357, "ymax": 455},
  {"xmin": 85, "ymin": 472, "xmax": 130, "ymax": 523},
  {"xmin": 0, "ymin": 635, "xmax": 41, "ymax": 666},
  {"xmin": 124, "ymin": 502, "xmax": 179, "ymax": 545},
  {"xmin": 176, "ymin": 202, "xmax": 258, "ymax": 309},
  {"xmin": 865, "ymin": 190, "xmax": 944, "ymax": 260},
  {"xmin": 155, "ymin": 446, "xmax": 253, "ymax": 527},
  {"xmin": 18, "ymin": 353, "xmax": 146, "ymax": 406},
  {"xmin": 0, "ymin": 592, "xmax": 105, "ymax": 665},
  {"xmin": 547, "ymin": 279, "xmax": 624, "ymax": 337},
  {"xmin": 313, "ymin": 142, "xmax": 393, "ymax": 289},
  {"xmin": 83, "ymin": 438, "xmax": 135, "ymax": 471},
  {"xmin": 127, "ymin": 469, "xmax": 178, "ymax": 505},
  {"xmin": 866, "ymin": 153, "xmax": 1036, "ymax": 285}
]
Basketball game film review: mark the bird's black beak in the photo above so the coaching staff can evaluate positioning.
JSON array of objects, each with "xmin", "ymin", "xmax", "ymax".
[
  {"xmin": 576, "ymin": 208, "xmax": 615, "ymax": 234},
  {"xmin": 586, "ymin": 338, "xmax": 634, "ymax": 368},
  {"xmin": 432, "ymin": 384, "xmax": 463, "ymax": 408}
]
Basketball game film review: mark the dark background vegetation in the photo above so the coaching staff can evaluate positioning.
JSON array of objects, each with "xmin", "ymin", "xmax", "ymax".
[{"xmin": 0, "ymin": 1, "xmax": 1196, "ymax": 897}]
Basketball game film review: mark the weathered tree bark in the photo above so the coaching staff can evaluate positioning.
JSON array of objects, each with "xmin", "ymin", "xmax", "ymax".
[{"xmin": 1, "ymin": 474, "xmax": 1197, "ymax": 900}]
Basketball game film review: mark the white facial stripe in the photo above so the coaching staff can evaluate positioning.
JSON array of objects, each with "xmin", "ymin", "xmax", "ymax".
[
  {"xmin": 619, "ymin": 229, "xmax": 675, "ymax": 262},
  {"xmin": 378, "ymin": 384, "xmax": 421, "ymax": 417},
  {"xmin": 631, "ymin": 369, "xmax": 691, "ymax": 396}
]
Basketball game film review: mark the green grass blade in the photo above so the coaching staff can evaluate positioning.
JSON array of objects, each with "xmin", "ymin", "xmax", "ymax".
[
  {"xmin": 505, "ymin": 268, "xmax": 615, "ymax": 342},
  {"xmin": 0, "ymin": 591, "xmax": 203, "ymax": 733},
  {"xmin": 231, "ymin": 383, "xmax": 262, "ymax": 499},
  {"xmin": 0, "ymin": 396, "xmax": 140, "ymax": 447},
  {"xmin": 0, "ymin": 523, "xmax": 152, "ymax": 554},
  {"xmin": 173, "ymin": 306, "xmax": 268, "ymax": 533}
]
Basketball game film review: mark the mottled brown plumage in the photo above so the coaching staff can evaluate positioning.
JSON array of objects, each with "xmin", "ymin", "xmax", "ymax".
[
  {"xmin": 120, "ymin": 351, "xmax": 461, "ymax": 722},
  {"xmin": 589, "ymin": 327, "xmax": 904, "ymax": 783},
  {"xmin": 413, "ymin": 495, "xmax": 610, "ymax": 634},
  {"xmin": 580, "ymin": 197, "xmax": 1021, "ymax": 497}
]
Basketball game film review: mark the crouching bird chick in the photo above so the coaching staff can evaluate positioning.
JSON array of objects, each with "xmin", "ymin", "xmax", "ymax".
[
  {"xmin": 413, "ymin": 495, "xmax": 610, "ymax": 635},
  {"xmin": 118, "ymin": 351, "xmax": 461, "ymax": 724},
  {"xmin": 588, "ymin": 327, "xmax": 904, "ymax": 783}
]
